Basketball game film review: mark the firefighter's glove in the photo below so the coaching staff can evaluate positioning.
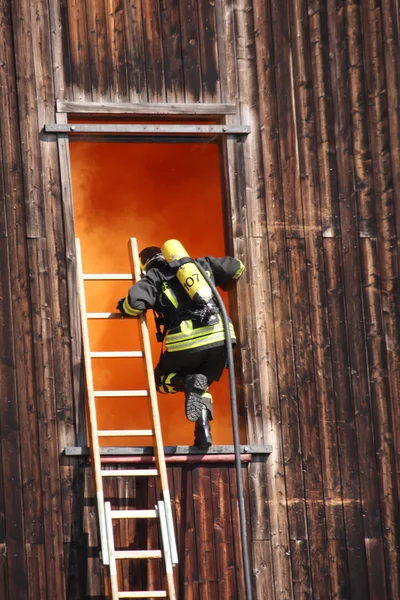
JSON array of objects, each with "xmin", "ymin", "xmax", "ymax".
[{"xmin": 117, "ymin": 298, "xmax": 129, "ymax": 317}]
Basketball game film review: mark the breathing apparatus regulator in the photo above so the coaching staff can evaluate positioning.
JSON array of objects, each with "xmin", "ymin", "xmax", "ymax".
[{"xmin": 161, "ymin": 239, "xmax": 219, "ymax": 324}]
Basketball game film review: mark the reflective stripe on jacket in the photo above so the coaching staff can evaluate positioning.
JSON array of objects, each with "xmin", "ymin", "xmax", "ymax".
[{"xmin": 164, "ymin": 314, "xmax": 236, "ymax": 353}]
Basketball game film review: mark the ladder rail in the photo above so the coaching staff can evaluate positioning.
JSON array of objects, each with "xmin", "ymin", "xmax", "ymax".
[
  {"xmin": 105, "ymin": 502, "xmax": 119, "ymax": 600},
  {"xmin": 156, "ymin": 501, "xmax": 176, "ymax": 600},
  {"xmin": 76, "ymin": 239, "xmax": 109, "ymax": 566},
  {"xmin": 77, "ymin": 238, "xmax": 178, "ymax": 598}
]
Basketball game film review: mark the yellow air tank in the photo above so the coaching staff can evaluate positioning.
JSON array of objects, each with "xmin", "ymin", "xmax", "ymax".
[{"xmin": 161, "ymin": 239, "xmax": 213, "ymax": 304}]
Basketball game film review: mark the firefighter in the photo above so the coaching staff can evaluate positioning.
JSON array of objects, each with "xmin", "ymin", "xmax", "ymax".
[{"xmin": 117, "ymin": 241, "xmax": 245, "ymax": 449}]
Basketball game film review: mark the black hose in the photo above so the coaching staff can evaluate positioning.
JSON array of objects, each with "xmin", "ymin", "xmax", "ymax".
[{"xmin": 195, "ymin": 261, "xmax": 253, "ymax": 600}]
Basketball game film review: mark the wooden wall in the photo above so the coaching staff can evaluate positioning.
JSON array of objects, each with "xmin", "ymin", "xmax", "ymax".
[
  {"xmin": 82, "ymin": 460, "xmax": 250, "ymax": 599},
  {"xmin": 0, "ymin": 0, "xmax": 399, "ymax": 598}
]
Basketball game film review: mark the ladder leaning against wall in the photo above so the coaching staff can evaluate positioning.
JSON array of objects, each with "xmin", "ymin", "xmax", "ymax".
[{"xmin": 76, "ymin": 237, "xmax": 178, "ymax": 600}]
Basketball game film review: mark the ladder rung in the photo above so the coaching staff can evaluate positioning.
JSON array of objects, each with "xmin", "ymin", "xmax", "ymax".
[
  {"xmin": 98, "ymin": 430, "xmax": 154, "ymax": 437},
  {"xmin": 90, "ymin": 351, "xmax": 143, "ymax": 358},
  {"xmin": 119, "ymin": 592, "xmax": 167, "ymax": 598},
  {"xmin": 87, "ymin": 312, "xmax": 122, "ymax": 319},
  {"xmin": 111, "ymin": 509, "xmax": 157, "ymax": 519},
  {"xmin": 101, "ymin": 469, "xmax": 158, "ymax": 477},
  {"xmin": 83, "ymin": 274, "xmax": 133, "ymax": 280},
  {"xmin": 115, "ymin": 550, "xmax": 163, "ymax": 560},
  {"xmin": 94, "ymin": 390, "xmax": 148, "ymax": 397}
]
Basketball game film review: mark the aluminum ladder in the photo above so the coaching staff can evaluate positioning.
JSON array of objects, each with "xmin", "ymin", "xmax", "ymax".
[{"xmin": 76, "ymin": 237, "xmax": 178, "ymax": 600}]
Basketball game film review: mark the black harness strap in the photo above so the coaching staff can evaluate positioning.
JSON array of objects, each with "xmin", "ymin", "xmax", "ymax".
[{"xmin": 152, "ymin": 309, "xmax": 166, "ymax": 343}]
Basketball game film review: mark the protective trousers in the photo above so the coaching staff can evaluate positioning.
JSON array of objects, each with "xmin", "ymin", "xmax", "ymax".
[{"xmin": 154, "ymin": 345, "xmax": 228, "ymax": 418}]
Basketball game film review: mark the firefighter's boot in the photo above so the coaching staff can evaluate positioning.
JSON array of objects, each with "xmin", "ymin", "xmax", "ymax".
[
  {"xmin": 194, "ymin": 406, "xmax": 212, "ymax": 449},
  {"xmin": 184, "ymin": 374, "xmax": 209, "ymax": 421}
]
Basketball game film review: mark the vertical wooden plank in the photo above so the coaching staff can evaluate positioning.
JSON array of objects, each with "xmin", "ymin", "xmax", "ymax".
[
  {"xmin": 180, "ymin": 466, "xmax": 200, "ymax": 600},
  {"xmin": 234, "ymin": 0, "xmax": 267, "ymax": 237},
  {"xmin": 210, "ymin": 466, "xmax": 238, "ymax": 599},
  {"xmin": 66, "ymin": 0, "xmax": 92, "ymax": 101},
  {"xmin": 290, "ymin": 0, "xmax": 345, "ymax": 543},
  {"xmin": 10, "ymin": 0, "xmax": 44, "ymax": 238},
  {"xmin": 269, "ymin": 0, "xmax": 303, "ymax": 238},
  {"xmin": 324, "ymin": 238, "xmax": 366, "ymax": 599},
  {"xmin": 365, "ymin": 538, "xmax": 389, "ymax": 600},
  {"xmin": 228, "ymin": 465, "xmax": 245, "ymax": 599},
  {"xmin": 346, "ymin": 0, "xmax": 376, "ymax": 237},
  {"xmin": 327, "ymin": 540, "xmax": 350, "ymax": 600},
  {"xmin": 85, "ymin": 0, "xmax": 111, "ymax": 102},
  {"xmin": 327, "ymin": 0, "xmax": 384, "ymax": 566},
  {"xmin": 192, "ymin": 466, "xmax": 218, "ymax": 599},
  {"xmin": 252, "ymin": 541, "xmax": 275, "ymax": 600},
  {"xmin": 123, "ymin": 0, "xmax": 147, "ymax": 103},
  {"xmin": 63, "ymin": 459, "xmax": 87, "ymax": 600},
  {"xmin": 381, "ymin": 0, "xmax": 400, "ymax": 240},
  {"xmin": 48, "ymin": 0, "xmax": 72, "ymax": 102},
  {"xmin": 0, "ymin": 0, "xmax": 44, "ymax": 550},
  {"xmin": 252, "ymin": 3, "xmax": 309, "ymax": 594},
  {"xmin": 214, "ymin": 0, "xmax": 237, "ymax": 106},
  {"xmin": 26, "ymin": 544, "xmax": 47, "ymax": 600},
  {"xmin": 31, "ymin": 0, "xmax": 79, "ymax": 557},
  {"xmin": 28, "ymin": 237, "xmax": 66, "ymax": 600},
  {"xmin": 0, "ymin": 147, "xmax": 6, "ymax": 238},
  {"xmin": 360, "ymin": 238, "xmax": 399, "ymax": 599},
  {"xmin": 287, "ymin": 237, "xmax": 331, "ymax": 599},
  {"xmin": 0, "ymin": 548, "xmax": 7, "ymax": 600},
  {"xmin": 30, "ymin": 7, "xmax": 82, "ymax": 596},
  {"xmin": 288, "ymin": 5, "xmax": 348, "ymax": 596},
  {"xmin": 307, "ymin": 0, "xmax": 340, "ymax": 236},
  {"xmin": 104, "ymin": 0, "xmax": 129, "ymax": 102},
  {"xmin": 227, "ymin": 2, "xmax": 294, "ymax": 597},
  {"xmin": 160, "ymin": 0, "xmax": 185, "ymax": 103},
  {"xmin": 290, "ymin": 540, "xmax": 312, "ymax": 599},
  {"xmin": 0, "ymin": 238, "xmax": 28, "ymax": 600},
  {"xmin": 142, "ymin": 0, "xmax": 166, "ymax": 102},
  {"xmin": 360, "ymin": 2, "xmax": 400, "ymax": 595},
  {"xmin": 0, "ymin": 441, "xmax": 5, "ymax": 585},
  {"xmin": 248, "ymin": 459, "xmax": 270, "ymax": 545},
  {"xmin": 83, "ymin": 466, "xmax": 105, "ymax": 597},
  {"xmin": 197, "ymin": 0, "xmax": 220, "ymax": 102},
  {"xmin": 219, "ymin": 1, "xmax": 259, "ymax": 464},
  {"xmin": 248, "ymin": 460, "xmax": 274, "ymax": 600},
  {"xmin": 228, "ymin": 464, "xmax": 251, "ymax": 599},
  {"xmin": 381, "ymin": 0, "xmax": 400, "ymax": 502},
  {"xmin": 179, "ymin": 0, "xmax": 202, "ymax": 103},
  {"xmin": 249, "ymin": 240, "xmax": 294, "ymax": 595}
]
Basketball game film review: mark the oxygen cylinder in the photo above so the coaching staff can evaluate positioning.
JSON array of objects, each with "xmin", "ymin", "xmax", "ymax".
[{"xmin": 161, "ymin": 239, "xmax": 213, "ymax": 304}]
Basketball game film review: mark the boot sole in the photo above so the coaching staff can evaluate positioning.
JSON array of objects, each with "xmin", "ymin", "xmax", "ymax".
[
  {"xmin": 185, "ymin": 392, "xmax": 205, "ymax": 422},
  {"xmin": 185, "ymin": 374, "xmax": 208, "ymax": 421}
]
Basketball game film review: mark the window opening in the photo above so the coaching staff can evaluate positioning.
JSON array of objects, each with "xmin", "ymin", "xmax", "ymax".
[{"xmin": 69, "ymin": 120, "xmax": 247, "ymax": 447}]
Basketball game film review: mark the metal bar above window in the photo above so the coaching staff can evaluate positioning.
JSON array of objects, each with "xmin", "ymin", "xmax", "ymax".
[{"xmin": 44, "ymin": 123, "xmax": 250, "ymax": 135}]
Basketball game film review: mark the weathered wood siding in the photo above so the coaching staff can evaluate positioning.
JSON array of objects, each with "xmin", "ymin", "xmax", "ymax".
[
  {"xmin": 0, "ymin": 0, "xmax": 399, "ymax": 598},
  {"xmin": 55, "ymin": 0, "xmax": 223, "ymax": 105},
  {"xmin": 80, "ymin": 461, "xmax": 250, "ymax": 599}
]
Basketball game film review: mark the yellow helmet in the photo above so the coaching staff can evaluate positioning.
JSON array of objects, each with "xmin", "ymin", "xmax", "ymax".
[{"xmin": 139, "ymin": 246, "xmax": 164, "ymax": 272}]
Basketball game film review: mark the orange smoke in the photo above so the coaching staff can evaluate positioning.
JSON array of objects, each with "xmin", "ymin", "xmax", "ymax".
[{"xmin": 70, "ymin": 138, "xmax": 236, "ymax": 446}]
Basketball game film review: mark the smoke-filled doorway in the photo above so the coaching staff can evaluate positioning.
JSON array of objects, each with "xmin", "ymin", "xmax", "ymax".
[{"xmin": 70, "ymin": 137, "xmax": 243, "ymax": 447}]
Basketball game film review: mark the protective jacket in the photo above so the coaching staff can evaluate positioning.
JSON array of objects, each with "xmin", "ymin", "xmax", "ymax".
[{"xmin": 121, "ymin": 256, "xmax": 244, "ymax": 354}]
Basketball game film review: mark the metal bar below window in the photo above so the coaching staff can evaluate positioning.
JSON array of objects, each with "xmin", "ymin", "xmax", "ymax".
[
  {"xmin": 64, "ymin": 445, "xmax": 272, "ymax": 456},
  {"xmin": 44, "ymin": 123, "xmax": 250, "ymax": 135}
]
